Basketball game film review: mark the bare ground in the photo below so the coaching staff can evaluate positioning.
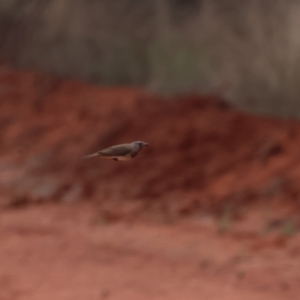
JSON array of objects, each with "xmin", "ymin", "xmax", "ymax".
[{"xmin": 0, "ymin": 66, "xmax": 300, "ymax": 299}]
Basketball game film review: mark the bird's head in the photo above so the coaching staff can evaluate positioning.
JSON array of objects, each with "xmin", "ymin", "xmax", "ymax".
[{"xmin": 131, "ymin": 141, "xmax": 149, "ymax": 150}]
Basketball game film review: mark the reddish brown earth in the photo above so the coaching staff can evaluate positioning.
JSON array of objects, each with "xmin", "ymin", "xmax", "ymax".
[{"xmin": 0, "ymin": 66, "xmax": 300, "ymax": 299}]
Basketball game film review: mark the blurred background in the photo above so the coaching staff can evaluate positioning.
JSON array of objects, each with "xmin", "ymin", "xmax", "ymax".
[
  {"xmin": 0, "ymin": 1, "xmax": 300, "ymax": 299},
  {"xmin": 2, "ymin": 0, "xmax": 300, "ymax": 116}
]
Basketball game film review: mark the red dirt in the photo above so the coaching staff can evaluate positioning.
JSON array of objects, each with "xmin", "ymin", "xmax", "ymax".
[{"xmin": 0, "ymin": 66, "xmax": 300, "ymax": 299}]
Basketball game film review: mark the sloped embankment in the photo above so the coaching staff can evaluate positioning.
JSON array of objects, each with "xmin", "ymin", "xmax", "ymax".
[{"xmin": 0, "ymin": 68, "xmax": 299, "ymax": 218}]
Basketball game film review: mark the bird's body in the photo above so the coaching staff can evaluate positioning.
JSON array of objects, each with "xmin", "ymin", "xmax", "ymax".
[{"xmin": 82, "ymin": 141, "xmax": 149, "ymax": 161}]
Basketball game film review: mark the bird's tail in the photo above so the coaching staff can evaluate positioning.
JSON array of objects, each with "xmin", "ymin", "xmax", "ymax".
[{"xmin": 82, "ymin": 152, "xmax": 99, "ymax": 159}]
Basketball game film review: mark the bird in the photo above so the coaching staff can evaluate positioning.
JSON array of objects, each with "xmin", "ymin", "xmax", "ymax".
[{"xmin": 82, "ymin": 141, "xmax": 149, "ymax": 161}]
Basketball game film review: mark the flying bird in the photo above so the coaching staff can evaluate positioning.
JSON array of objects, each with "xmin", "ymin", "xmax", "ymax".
[{"xmin": 82, "ymin": 141, "xmax": 149, "ymax": 161}]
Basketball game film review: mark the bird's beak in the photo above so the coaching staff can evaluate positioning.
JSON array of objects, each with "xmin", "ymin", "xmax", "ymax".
[{"xmin": 144, "ymin": 143, "xmax": 149, "ymax": 147}]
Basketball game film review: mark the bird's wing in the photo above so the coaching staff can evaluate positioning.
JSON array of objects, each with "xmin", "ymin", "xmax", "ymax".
[{"xmin": 99, "ymin": 144, "xmax": 132, "ymax": 157}]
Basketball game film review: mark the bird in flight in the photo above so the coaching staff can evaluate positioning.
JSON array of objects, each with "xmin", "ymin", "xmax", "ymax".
[{"xmin": 82, "ymin": 141, "xmax": 149, "ymax": 161}]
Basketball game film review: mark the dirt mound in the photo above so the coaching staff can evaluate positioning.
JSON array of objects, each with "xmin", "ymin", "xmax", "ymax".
[
  {"xmin": 2, "ymin": 67, "xmax": 300, "ymax": 300},
  {"xmin": 0, "ymin": 67, "xmax": 300, "ymax": 220}
]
